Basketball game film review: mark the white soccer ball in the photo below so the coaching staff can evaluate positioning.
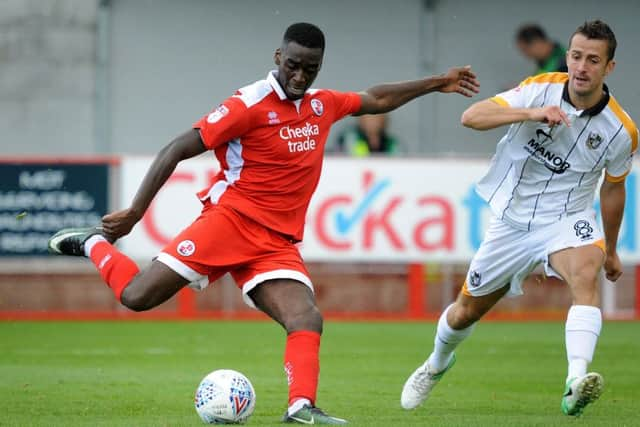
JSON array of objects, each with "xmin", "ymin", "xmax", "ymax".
[{"xmin": 194, "ymin": 369, "xmax": 256, "ymax": 424}]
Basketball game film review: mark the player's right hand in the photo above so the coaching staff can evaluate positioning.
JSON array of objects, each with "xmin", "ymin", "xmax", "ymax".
[
  {"xmin": 530, "ymin": 106, "xmax": 570, "ymax": 127},
  {"xmin": 604, "ymin": 251, "xmax": 623, "ymax": 282},
  {"xmin": 102, "ymin": 208, "xmax": 142, "ymax": 241}
]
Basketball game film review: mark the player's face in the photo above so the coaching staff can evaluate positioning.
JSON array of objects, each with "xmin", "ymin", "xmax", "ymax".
[
  {"xmin": 566, "ymin": 34, "xmax": 615, "ymax": 98},
  {"xmin": 274, "ymin": 41, "xmax": 323, "ymax": 100},
  {"xmin": 517, "ymin": 39, "xmax": 545, "ymax": 61}
]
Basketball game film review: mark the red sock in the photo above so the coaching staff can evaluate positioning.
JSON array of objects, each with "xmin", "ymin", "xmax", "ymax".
[
  {"xmin": 88, "ymin": 241, "xmax": 139, "ymax": 302},
  {"xmin": 284, "ymin": 330, "xmax": 321, "ymax": 406}
]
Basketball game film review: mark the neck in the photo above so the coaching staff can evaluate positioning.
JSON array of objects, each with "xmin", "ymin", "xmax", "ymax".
[{"xmin": 568, "ymin": 86, "xmax": 605, "ymax": 111}]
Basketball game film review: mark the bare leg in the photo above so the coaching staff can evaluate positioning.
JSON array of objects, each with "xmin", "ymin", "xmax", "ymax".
[
  {"xmin": 447, "ymin": 283, "xmax": 511, "ymax": 329},
  {"xmin": 249, "ymin": 279, "xmax": 322, "ymax": 333},
  {"xmin": 549, "ymin": 245, "xmax": 604, "ymax": 306},
  {"xmin": 119, "ymin": 260, "xmax": 188, "ymax": 311}
]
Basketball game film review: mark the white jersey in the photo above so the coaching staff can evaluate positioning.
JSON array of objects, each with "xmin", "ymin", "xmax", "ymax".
[{"xmin": 476, "ymin": 72, "xmax": 638, "ymax": 231}]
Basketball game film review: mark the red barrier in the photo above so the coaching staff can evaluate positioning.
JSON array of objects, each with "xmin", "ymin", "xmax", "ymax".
[{"xmin": 407, "ymin": 263, "xmax": 426, "ymax": 318}]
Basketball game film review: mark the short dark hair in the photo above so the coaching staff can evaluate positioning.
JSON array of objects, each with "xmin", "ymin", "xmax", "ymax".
[
  {"xmin": 516, "ymin": 24, "xmax": 548, "ymax": 44},
  {"xmin": 283, "ymin": 22, "xmax": 325, "ymax": 51},
  {"xmin": 571, "ymin": 20, "xmax": 617, "ymax": 61}
]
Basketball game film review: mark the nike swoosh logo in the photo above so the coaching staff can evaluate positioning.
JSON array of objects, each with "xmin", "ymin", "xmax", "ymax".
[
  {"xmin": 289, "ymin": 416, "xmax": 314, "ymax": 424},
  {"xmin": 536, "ymin": 128, "xmax": 552, "ymax": 140}
]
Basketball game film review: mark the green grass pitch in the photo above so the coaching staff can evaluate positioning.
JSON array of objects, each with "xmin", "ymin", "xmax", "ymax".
[{"xmin": 0, "ymin": 321, "xmax": 638, "ymax": 426}]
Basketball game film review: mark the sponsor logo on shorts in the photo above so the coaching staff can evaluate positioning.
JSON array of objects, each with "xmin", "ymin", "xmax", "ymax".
[
  {"xmin": 311, "ymin": 98, "xmax": 324, "ymax": 116},
  {"xmin": 206, "ymin": 105, "xmax": 229, "ymax": 123},
  {"xmin": 177, "ymin": 240, "xmax": 196, "ymax": 256},
  {"xmin": 573, "ymin": 220, "xmax": 594, "ymax": 241},
  {"xmin": 469, "ymin": 270, "xmax": 482, "ymax": 287}
]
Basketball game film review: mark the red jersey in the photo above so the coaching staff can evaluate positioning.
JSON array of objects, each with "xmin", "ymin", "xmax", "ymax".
[{"xmin": 193, "ymin": 71, "xmax": 361, "ymax": 241}]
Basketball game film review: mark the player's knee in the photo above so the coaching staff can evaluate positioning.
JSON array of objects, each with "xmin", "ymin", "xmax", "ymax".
[
  {"xmin": 120, "ymin": 287, "xmax": 153, "ymax": 312},
  {"xmin": 568, "ymin": 262, "xmax": 601, "ymax": 287},
  {"xmin": 448, "ymin": 304, "xmax": 481, "ymax": 329},
  {"xmin": 283, "ymin": 305, "xmax": 323, "ymax": 334}
]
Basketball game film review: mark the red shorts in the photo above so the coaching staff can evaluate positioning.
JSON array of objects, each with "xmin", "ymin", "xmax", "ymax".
[{"xmin": 157, "ymin": 202, "xmax": 312, "ymax": 308}]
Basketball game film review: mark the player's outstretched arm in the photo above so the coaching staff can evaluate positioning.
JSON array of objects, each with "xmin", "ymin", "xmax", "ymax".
[
  {"xmin": 102, "ymin": 129, "xmax": 207, "ymax": 241},
  {"xmin": 600, "ymin": 179, "xmax": 626, "ymax": 282},
  {"xmin": 355, "ymin": 65, "xmax": 479, "ymax": 115},
  {"xmin": 461, "ymin": 100, "xmax": 570, "ymax": 131}
]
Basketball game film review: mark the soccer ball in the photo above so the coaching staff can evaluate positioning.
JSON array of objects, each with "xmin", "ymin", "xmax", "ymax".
[{"xmin": 194, "ymin": 369, "xmax": 256, "ymax": 424}]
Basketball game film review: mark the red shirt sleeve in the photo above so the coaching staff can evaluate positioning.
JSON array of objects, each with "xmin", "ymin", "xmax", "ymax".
[
  {"xmin": 192, "ymin": 96, "xmax": 251, "ymax": 150},
  {"xmin": 326, "ymin": 90, "xmax": 362, "ymax": 122}
]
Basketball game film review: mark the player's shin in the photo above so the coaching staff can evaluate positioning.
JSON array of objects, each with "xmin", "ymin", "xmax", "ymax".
[
  {"xmin": 428, "ymin": 304, "xmax": 476, "ymax": 372},
  {"xmin": 85, "ymin": 236, "xmax": 140, "ymax": 302},
  {"xmin": 284, "ymin": 330, "xmax": 320, "ymax": 411},
  {"xmin": 565, "ymin": 305, "xmax": 602, "ymax": 380}
]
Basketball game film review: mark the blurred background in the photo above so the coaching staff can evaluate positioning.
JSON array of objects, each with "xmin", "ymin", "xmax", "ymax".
[{"xmin": 1, "ymin": 0, "xmax": 639, "ymax": 320}]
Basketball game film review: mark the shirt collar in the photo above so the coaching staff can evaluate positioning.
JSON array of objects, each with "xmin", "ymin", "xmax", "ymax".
[
  {"xmin": 267, "ymin": 70, "xmax": 314, "ymax": 102},
  {"xmin": 267, "ymin": 70, "xmax": 289, "ymax": 101},
  {"xmin": 562, "ymin": 81, "xmax": 610, "ymax": 117}
]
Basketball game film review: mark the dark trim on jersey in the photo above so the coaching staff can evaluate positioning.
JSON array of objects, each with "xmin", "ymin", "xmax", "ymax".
[
  {"xmin": 501, "ymin": 157, "xmax": 529, "ymax": 221},
  {"xmin": 488, "ymin": 122, "xmax": 524, "ymax": 204},
  {"xmin": 497, "ymin": 122, "xmax": 528, "ymax": 220},
  {"xmin": 499, "ymin": 88, "xmax": 555, "ymax": 222},
  {"xmin": 527, "ymin": 116, "xmax": 592, "ymax": 230},
  {"xmin": 502, "ymin": 122, "xmax": 554, "ymax": 221},
  {"xmin": 563, "ymin": 123, "xmax": 623, "ymax": 219},
  {"xmin": 541, "ymin": 83, "xmax": 552, "ymax": 107},
  {"xmin": 562, "ymin": 82, "xmax": 610, "ymax": 117},
  {"xmin": 562, "ymin": 172, "xmax": 587, "ymax": 218},
  {"xmin": 488, "ymin": 163, "xmax": 514, "ymax": 203},
  {"xmin": 591, "ymin": 124, "xmax": 624, "ymax": 172}
]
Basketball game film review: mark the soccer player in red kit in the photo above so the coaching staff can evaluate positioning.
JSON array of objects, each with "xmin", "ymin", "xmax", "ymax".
[{"xmin": 48, "ymin": 22, "xmax": 479, "ymax": 424}]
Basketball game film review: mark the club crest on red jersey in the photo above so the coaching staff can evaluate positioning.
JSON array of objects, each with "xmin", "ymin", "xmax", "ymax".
[
  {"xmin": 177, "ymin": 240, "xmax": 196, "ymax": 256},
  {"xmin": 311, "ymin": 98, "xmax": 324, "ymax": 116}
]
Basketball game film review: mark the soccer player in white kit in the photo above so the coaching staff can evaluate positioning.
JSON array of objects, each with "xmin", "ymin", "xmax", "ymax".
[{"xmin": 401, "ymin": 20, "xmax": 637, "ymax": 417}]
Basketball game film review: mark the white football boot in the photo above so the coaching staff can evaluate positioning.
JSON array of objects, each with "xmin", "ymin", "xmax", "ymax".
[{"xmin": 401, "ymin": 354, "xmax": 456, "ymax": 410}]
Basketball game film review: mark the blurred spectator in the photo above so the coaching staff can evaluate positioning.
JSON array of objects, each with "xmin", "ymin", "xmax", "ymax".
[
  {"xmin": 515, "ymin": 23, "xmax": 567, "ymax": 74},
  {"xmin": 335, "ymin": 114, "xmax": 398, "ymax": 156}
]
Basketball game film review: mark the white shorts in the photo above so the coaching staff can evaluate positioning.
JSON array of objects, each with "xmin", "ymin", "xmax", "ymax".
[{"xmin": 463, "ymin": 210, "xmax": 605, "ymax": 297}]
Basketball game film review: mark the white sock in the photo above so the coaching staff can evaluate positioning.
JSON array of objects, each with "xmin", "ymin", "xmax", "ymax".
[
  {"xmin": 565, "ymin": 305, "xmax": 602, "ymax": 381},
  {"xmin": 288, "ymin": 398, "xmax": 311, "ymax": 416},
  {"xmin": 427, "ymin": 304, "xmax": 475, "ymax": 372},
  {"xmin": 83, "ymin": 235, "xmax": 107, "ymax": 257}
]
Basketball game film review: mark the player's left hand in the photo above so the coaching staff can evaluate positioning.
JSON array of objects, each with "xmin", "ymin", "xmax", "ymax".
[
  {"xmin": 604, "ymin": 251, "xmax": 622, "ymax": 282},
  {"xmin": 101, "ymin": 208, "xmax": 142, "ymax": 242},
  {"xmin": 440, "ymin": 65, "xmax": 480, "ymax": 97}
]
